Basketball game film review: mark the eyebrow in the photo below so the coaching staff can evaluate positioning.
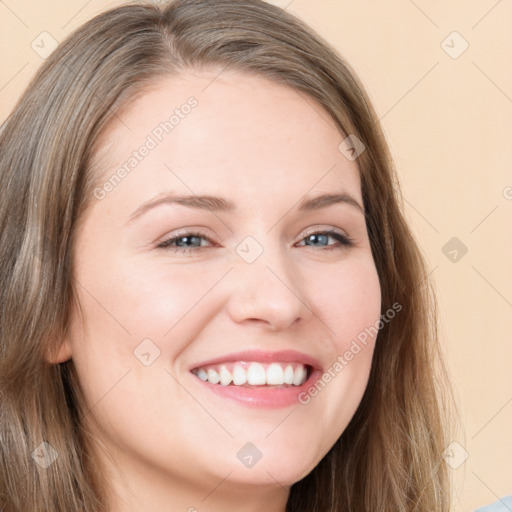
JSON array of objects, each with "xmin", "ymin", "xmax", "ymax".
[{"xmin": 127, "ymin": 191, "xmax": 364, "ymax": 225}]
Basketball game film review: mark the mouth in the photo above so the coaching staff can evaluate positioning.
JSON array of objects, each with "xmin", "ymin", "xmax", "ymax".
[
  {"xmin": 189, "ymin": 350, "xmax": 322, "ymax": 408},
  {"xmin": 191, "ymin": 361, "xmax": 312, "ymax": 388}
]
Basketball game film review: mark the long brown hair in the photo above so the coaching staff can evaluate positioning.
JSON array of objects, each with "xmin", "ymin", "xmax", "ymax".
[{"xmin": 0, "ymin": 1, "xmax": 453, "ymax": 510}]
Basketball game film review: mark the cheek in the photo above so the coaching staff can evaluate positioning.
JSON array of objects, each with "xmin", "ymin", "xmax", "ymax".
[
  {"xmin": 297, "ymin": 258, "xmax": 381, "ymax": 435},
  {"xmin": 73, "ymin": 252, "xmax": 217, "ymax": 346},
  {"xmin": 325, "ymin": 259, "xmax": 381, "ymax": 388},
  {"xmin": 119, "ymin": 261, "xmax": 226, "ymax": 350},
  {"xmin": 319, "ymin": 258, "xmax": 381, "ymax": 345},
  {"xmin": 65, "ymin": 252, "xmax": 209, "ymax": 404}
]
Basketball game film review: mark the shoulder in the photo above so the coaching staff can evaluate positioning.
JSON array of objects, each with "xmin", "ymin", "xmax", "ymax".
[{"xmin": 474, "ymin": 495, "xmax": 512, "ymax": 512}]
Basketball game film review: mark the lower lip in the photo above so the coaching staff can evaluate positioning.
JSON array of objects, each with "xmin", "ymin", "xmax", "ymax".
[{"xmin": 191, "ymin": 369, "xmax": 323, "ymax": 408}]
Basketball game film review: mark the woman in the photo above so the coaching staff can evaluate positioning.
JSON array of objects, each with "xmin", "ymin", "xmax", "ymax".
[{"xmin": 0, "ymin": 1, "xmax": 453, "ymax": 510}]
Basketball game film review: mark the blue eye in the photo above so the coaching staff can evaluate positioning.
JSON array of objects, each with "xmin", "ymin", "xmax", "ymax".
[
  {"xmin": 157, "ymin": 229, "xmax": 353, "ymax": 254},
  {"xmin": 297, "ymin": 231, "xmax": 353, "ymax": 250},
  {"xmin": 157, "ymin": 232, "xmax": 214, "ymax": 253}
]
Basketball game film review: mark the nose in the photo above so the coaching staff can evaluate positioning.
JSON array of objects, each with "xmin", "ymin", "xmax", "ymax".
[{"xmin": 226, "ymin": 244, "xmax": 314, "ymax": 332}]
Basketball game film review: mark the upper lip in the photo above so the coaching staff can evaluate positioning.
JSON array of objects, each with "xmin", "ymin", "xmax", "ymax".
[{"xmin": 189, "ymin": 349, "xmax": 322, "ymax": 372}]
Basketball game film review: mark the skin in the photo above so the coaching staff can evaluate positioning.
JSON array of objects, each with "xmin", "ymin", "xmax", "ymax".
[{"xmin": 54, "ymin": 69, "xmax": 381, "ymax": 512}]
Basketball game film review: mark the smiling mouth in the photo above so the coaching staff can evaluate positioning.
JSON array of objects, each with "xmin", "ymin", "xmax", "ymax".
[{"xmin": 191, "ymin": 361, "xmax": 311, "ymax": 387}]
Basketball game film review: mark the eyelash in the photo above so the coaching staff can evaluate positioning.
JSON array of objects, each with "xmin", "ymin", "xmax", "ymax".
[{"xmin": 157, "ymin": 229, "xmax": 354, "ymax": 254}]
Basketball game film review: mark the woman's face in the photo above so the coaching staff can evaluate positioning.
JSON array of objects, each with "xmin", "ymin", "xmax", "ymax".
[{"xmin": 58, "ymin": 70, "xmax": 381, "ymax": 505}]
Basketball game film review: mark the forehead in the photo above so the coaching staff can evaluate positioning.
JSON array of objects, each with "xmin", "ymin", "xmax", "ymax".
[{"xmin": 89, "ymin": 70, "xmax": 362, "ymax": 213}]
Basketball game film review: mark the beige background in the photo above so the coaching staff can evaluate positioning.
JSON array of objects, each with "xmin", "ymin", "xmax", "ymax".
[{"xmin": 1, "ymin": 1, "xmax": 511, "ymax": 510}]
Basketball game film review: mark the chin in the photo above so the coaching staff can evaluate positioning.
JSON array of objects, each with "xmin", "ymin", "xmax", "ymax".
[{"xmin": 213, "ymin": 450, "xmax": 321, "ymax": 489}]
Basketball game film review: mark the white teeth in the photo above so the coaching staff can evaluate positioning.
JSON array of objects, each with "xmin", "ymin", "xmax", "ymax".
[
  {"xmin": 232, "ymin": 365, "xmax": 247, "ymax": 385},
  {"xmin": 292, "ymin": 365, "xmax": 307, "ymax": 386},
  {"xmin": 219, "ymin": 365, "xmax": 232, "ymax": 386},
  {"xmin": 266, "ymin": 363, "xmax": 284, "ymax": 385},
  {"xmin": 197, "ymin": 368, "xmax": 208, "ymax": 382},
  {"xmin": 207, "ymin": 368, "xmax": 220, "ymax": 384},
  {"xmin": 247, "ymin": 362, "xmax": 266, "ymax": 385},
  {"xmin": 284, "ymin": 365, "xmax": 294, "ymax": 385},
  {"xmin": 194, "ymin": 362, "xmax": 309, "ymax": 387}
]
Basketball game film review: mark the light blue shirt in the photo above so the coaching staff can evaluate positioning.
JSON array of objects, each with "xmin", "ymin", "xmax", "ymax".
[{"xmin": 474, "ymin": 495, "xmax": 512, "ymax": 512}]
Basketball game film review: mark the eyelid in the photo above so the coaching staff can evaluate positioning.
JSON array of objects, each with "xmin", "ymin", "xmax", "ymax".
[
  {"xmin": 299, "ymin": 225, "xmax": 351, "ymax": 241},
  {"xmin": 296, "ymin": 227, "xmax": 355, "ymax": 249},
  {"xmin": 156, "ymin": 226, "xmax": 215, "ymax": 244}
]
